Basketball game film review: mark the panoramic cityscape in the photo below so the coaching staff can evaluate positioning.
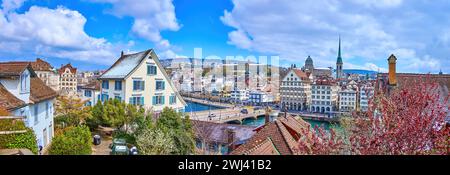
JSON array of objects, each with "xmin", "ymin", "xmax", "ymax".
[{"xmin": 0, "ymin": 0, "xmax": 449, "ymax": 157}]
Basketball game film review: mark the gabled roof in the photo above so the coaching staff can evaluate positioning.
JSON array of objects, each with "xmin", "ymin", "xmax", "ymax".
[
  {"xmin": 58, "ymin": 63, "xmax": 77, "ymax": 75},
  {"xmin": 31, "ymin": 58, "xmax": 53, "ymax": 71},
  {"xmin": 30, "ymin": 77, "xmax": 58, "ymax": 103},
  {"xmin": 282, "ymin": 69, "xmax": 309, "ymax": 81},
  {"xmin": 0, "ymin": 84, "xmax": 26, "ymax": 111},
  {"xmin": 230, "ymin": 116, "xmax": 310, "ymax": 155},
  {"xmin": 0, "ymin": 62, "xmax": 36, "ymax": 78},
  {"xmin": 99, "ymin": 49, "xmax": 187, "ymax": 106},
  {"xmin": 99, "ymin": 50, "xmax": 152, "ymax": 79}
]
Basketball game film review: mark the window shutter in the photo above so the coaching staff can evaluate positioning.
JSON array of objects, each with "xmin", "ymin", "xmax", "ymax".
[
  {"xmin": 161, "ymin": 96, "xmax": 165, "ymax": 105},
  {"xmin": 152, "ymin": 96, "xmax": 156, "ymax": 105},
  {"xmin": 140, "ymin": 97, "xmax": 144, "ymax": 105},
  {"xmin": 129, "ymin": 98, "xmax": 132, "ymax": 104},
  {"xmin": 142, "ymin": 81, "xmax": 145, "ymax": 90},
  {"xmin": 162, "ymin": 82, "xmax": 165, "ymax": 90}
]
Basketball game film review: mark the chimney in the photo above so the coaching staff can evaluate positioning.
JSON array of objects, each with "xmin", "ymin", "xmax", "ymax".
[
  {"xmin": 121, "ymin": 51, "xmax": 124, "ymax": 57},
  {"xmin": 226, "ymin": 128, "xmax": 236, "ymax": 152},
  {"xmin": 265, "ymin": 107, "xmax": 270, "ymax": 124},
  {"xmin": 388, "ymin": 54, "xmax": 397, "ymax": 86}
]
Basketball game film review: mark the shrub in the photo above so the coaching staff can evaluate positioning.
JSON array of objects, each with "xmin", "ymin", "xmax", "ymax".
[
  {"xmin": 49, "ymin": 126, "xmax": 92, "ymax": 155},
  {"xmin": 0, "ymin": 128, "xmax": 38, "ymax": 154}
]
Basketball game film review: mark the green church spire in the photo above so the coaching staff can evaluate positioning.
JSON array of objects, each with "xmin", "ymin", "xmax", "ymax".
[{"xmin": 337, "ymin": 36, "xmax": 343, "ymax": 64}]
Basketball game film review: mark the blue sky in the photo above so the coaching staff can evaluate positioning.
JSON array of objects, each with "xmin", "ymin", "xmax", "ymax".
[{"xmin": 0, "ymin": 0, "xmax": 449, "ymax": 73}]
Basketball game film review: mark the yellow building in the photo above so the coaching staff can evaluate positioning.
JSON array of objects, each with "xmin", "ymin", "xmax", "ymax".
[{"xmin": 98, "ymin": 49, "xmax": 186, "ymax": 114}]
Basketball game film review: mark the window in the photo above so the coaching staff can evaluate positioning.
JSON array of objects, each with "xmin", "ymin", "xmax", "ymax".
[
  {"xmin": 152, "ymin": 95, "xmax": 165, "ymax": 105},
  {"xmin": 156, "ymin": 80, "xmax": 165, "ymax": 91},
  {"xmin": 115, "ymin": 96, "xmax": 122, "ymax": 101},
  {"xmin": 20, "ymin": 72, "xmax": 29, "ymax": 93},
  {"xmin": 129, "ymin": 96, "xmax": 144, "ymax": 105},
  {"xmin": 85, "ymin": 101, "xmax": 92, "ymax": 106},
  {"xmin": 147, "ymin": 65, "xmax": 157, "ymax": 75},
  {"xmin": 34, "ymin": 105, "xmax": 39, "ymax": 125},
  {"xmin": 46, "ymin": 102, "xmax": 50, "ymax": 119},
  {"xmin": 169, "ymin": 94, "xmax": 176, "ymax": 104},
  {"xmin": 102, "ymin": 81, "xmax": 109, "ymax": 89},
  {"xmin": 85, "ymin": 90, "xmax": 92, "ymax": 97},
  {"xmin": 115, "ymin": 81, "xmax": 122, "ymax": 91},
  {"xmin": 133, "ymin": 80, "xmax": 145, "ymax": 91},
  {"xmin": 49, "ymin": 124, "xmax": 53, "ymax": 140},
  {"xmin": 101, "ymin": 94, "xmax": 109, "ymax": 102}
]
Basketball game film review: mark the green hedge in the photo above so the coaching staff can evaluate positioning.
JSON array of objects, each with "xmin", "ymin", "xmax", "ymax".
[
  {"xmin": 49, "ymin": 125, "xmax": 92, "ymax": 155},
  {"xmin": 0, "ymin": 128, "xmax": 38, "ymax": 154},
  {"xmin": 0, "ymin": 119, "xmax": 27, "ymax": 131}
]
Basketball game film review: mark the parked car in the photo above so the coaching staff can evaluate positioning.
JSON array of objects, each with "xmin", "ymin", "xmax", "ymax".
[
  {"xmin": 110, "ymin": 138, "xmax": 129, "ymax": 155},
  {"xmin": 240, "ymin": 109, "xmax": 248, "ymax": 114}
]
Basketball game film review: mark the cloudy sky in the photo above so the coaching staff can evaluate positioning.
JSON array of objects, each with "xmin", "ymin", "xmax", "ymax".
[{"xmin": 0, "ymin": 0, "xmax": 448, "ymax": 73}]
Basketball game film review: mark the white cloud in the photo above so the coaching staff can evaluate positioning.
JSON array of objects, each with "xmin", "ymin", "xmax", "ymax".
[
  {"xmin": 222, "ymin": 0, "xmax": 449, "ymax": 73},
  {"xmin": 0, "ymin": 5, "xmax": 125, "ymax": 64},
  {"xmin": 1, "ymin": 0, "xmax": 26, "ymax": 12},
  {"xmin": 89, "ymin": 0, "xmax": 181, "ymax": 58}
]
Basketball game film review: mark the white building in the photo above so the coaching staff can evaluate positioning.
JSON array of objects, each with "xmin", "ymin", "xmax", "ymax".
[
  {"xmin": 280, "ymin": 69, "xmax": 311, "ymax": 111},
  {"xmin": 98, "ymin": 49, "xmax": 186, "ymax": 114},
  {"xmin": 230, "ymin": 90, "xmax": 249, "ymax": 102},
  {"xmin": 359, "ymin": 82, "xmax": 374, "ymax": 112},
  {"xmin": 339, "ymin": 87, "xmax": 358, "ymax": 112},
  {"xmin": 78, "ymin": 80, "xmax": 101, "ymax": 107},
  {"xmin": 58, "ymin": 63, "xmax": 78, "ymax": 96},
  {"xmin": 249, "ymin": 91, "xmax": 274, "ymax": 105},
  {"xmin": 310, "ymin": 78, "xmax": 339, "ymax": 114},
  {"xmin": 0, "ymin": 62, "xmax": 58, "ymax": 151}
]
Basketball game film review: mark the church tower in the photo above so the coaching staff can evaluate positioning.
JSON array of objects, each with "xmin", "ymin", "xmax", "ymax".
[
  {"xmin": 388, "ymin": 54, "xmax": 397, "ymax": 86},
  {"xmin": 336, "ymin": 36, "xmax": 343, "ymax": 79},
  {"xmin": 304, "ymin": 55, "xmax": 314, "ymax": 73}
]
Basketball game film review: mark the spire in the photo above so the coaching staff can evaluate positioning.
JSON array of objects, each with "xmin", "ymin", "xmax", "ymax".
[{"xmin": 337, "ymin": 36, "xmax": 343, "ymax": 64}]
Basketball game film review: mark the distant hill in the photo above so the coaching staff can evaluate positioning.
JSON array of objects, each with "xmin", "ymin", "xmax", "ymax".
[{"xmin": 343, "ymin": 69, "xmax": 378, "ymax": 75}]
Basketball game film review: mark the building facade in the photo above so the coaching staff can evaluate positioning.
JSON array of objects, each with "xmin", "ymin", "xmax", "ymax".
[
  {"xmin": 280, "ymin": 69, "xmax": 311, "ymax": 111},
  {"xmin": 310, "ymin": 78, "xmax": 339, "ymax": 114},
  {"xmin": 78, "ymin": 80, "xmax": 101, "ymax": 107},
  {"xmin": 339, "ymin": 88, "xmax": 358, "ymax": 112},
  {"xmin": 249, "ymin": 91, "xmax": 274, "ymax": 105},
  {"xmin": 0, "ymin": 62, "xmax": 58, "ymax": 151},
  {"xmin": 359, "ymin": 82, "xmax": 374, "ymax": 112},
  {"xmin": 98, "ymin": 49, "xmax": 186, "ymax": 114},
  {"xmin": 58, "ymin": 63, "xmax": 77, "ymax": 96}
]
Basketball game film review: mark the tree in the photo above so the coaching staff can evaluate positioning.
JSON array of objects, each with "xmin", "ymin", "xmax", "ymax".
[
  {"xmin": 55, "ymin": 96, "xmax": 91, "ymax": 128},
  {"xmin": 157, "ymin": 107, "xmax": 195, "ymax": 155},
  {"xmin": 297, "ymin": 126, "xmax": 343, "ymax": 155},
  {"xmin": 348, "ymin": 80, "xmax": 449, "ymax": 155},
  {"xmin": 297, "ymin": 78, "xmax": 449, "ymax": 155},
  {"xmin": 49, "ymin": 126, "xmax": 92, "ymax": 155},
  {"xmin": 135, "ymin": 127, "xmax": 176, "ymax": 155},
  {"xmin": 88, "ymin": 99, "xmax": 144, "ymax": 131}
]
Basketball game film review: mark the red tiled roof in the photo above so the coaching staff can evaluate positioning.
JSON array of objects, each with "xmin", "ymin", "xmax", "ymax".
[
  {"xmin": 293, "ymin": 69, "xmax": 309, "ymax": 79},
  {"xmin": 230, "ymin": 116, "xmax": 309, "ymax": 155},
  {"xmin": 80, "ymin": 80, "xmax": 101, "ymax": 91},
  {"xmin": 377, "ymin": 73, "xmax": 450, "ymax": 97},
  {"xmin": 30, "ymin": 77, "xmax": 58, "ymax": 103},
  {"xmin": 58, "ymin": 63, "xmax": 77, "ymax": 75},
  {"xmin": 0, "ymin": 84, "xmax": 26, "ymax": 111},
  {"xmin": 0, "ymin": 62, "xmax": 31, "ymax": 77},
  {"xmin": 31, "ymin": 58, "xmax": 53, "ymax": 71}
]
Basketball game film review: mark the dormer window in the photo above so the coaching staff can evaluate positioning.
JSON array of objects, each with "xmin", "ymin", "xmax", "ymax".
[{"xmin": 20, "ymin": 71, "xmax": 30, "ymax": 93}]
